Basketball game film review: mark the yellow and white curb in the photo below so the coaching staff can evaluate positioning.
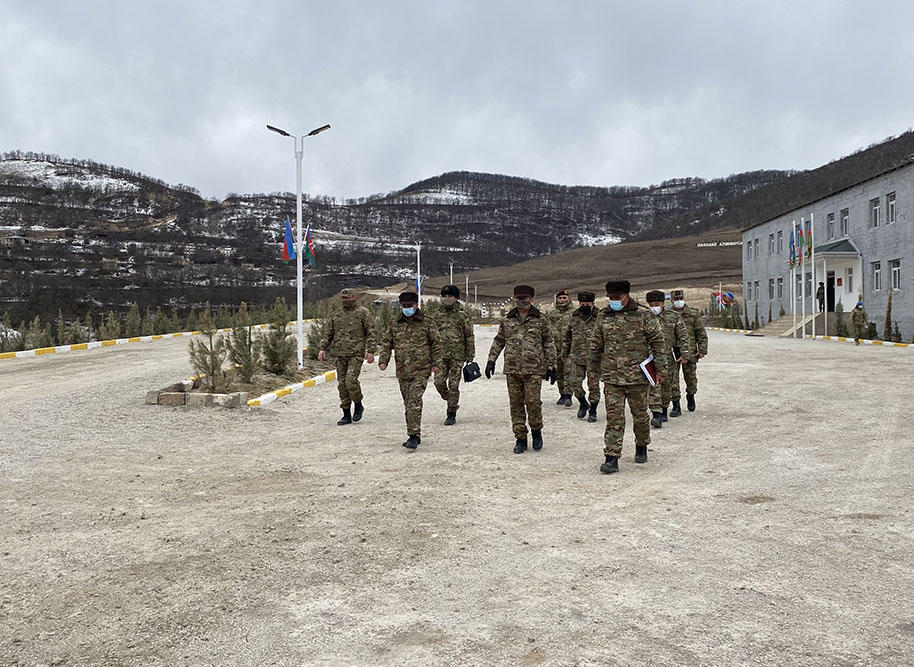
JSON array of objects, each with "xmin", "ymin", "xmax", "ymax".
[
  {"xmin": 709, "ymin": 327, "xmax": 752, "ymax": 334},
  {"xmin": 247, "ymin": 369, "xmax": 338, "ymax": 407},
  {"xmin": 812, "ymin": 335, "xmax": 912, "ymax": 347}
]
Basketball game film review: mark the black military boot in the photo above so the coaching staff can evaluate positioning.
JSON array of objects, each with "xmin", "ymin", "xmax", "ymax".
[
  {"xmin": 563, "ymin": 394, "xmax": 573, "ymax": 407},
  {"xmin": 650, "ymin": 411, "xmax": 663, "ymax": 429},
  {"xmin": 556, "ymin": 393, "xmax": 565, "ymax": 405},
  {"xmin": 403, "ymin": 435, "xmax": 420, "ymax": 449},
  {"xmin": 337, "ymin": 408, "xmax": 352, "ymax": 425},
  {"xmin": 661, "ymin": 408, "xmax": 669, "ymax": 422},
  {"xmin": 670, "ymin": 400, "xmax": 682, "ymax": 417},
  {"xmin": 687, "ymin": 394, "xmax": 696, "ymax": 412},
  {"xmin": 352, "ymin": 402, "xmax": 364, "ymax": 423},
  {"xmin": 599, "ymin": 455, "xmax": 619, "ymax": 474},
  {"xmin": 531, "ymin": 430, "xmax": 543, "ymax": 451},
  {"xmin": 576, "ymin": 395, "xmax": 588, "ymax": 419},
  {"xmin": 635, "ymin": 445, "xmax": 648, "ymax": 463},
  {"xmin": 444, "ymin": 410, "xmax": 456, "ymax": 426},
  {"xmin": 587, "ymin": 402, "xmax": 598, "ymax": 423},
  {"xmin": 514, "ymin": 437, "xmax": 528, "ymax": 454}
]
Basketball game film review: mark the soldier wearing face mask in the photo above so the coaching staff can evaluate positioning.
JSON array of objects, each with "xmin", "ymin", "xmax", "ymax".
[
  {"xmin": 668, "ymin": 289, "xmax": 708, "ymax": 414},
  {"xmin": 546, "ymin": 289, "xmax": 575, "ymax": 407},
  {"xmin": 645, "ymin": 290, "xmax": 691, "ymax": 428},
  {"xmin": 561, "ymin": 291, "xmax": 601, "ymax": 421},
  {"xmin": 431, "ymin": 284, "xmax": 475, "ymax": 425},
  {"xmin": 378, "ymin": 292, "xmax": 444, "ymax": 450},
  {"xmin": 486, "ymin": 285, "xmax": 557, "ymax": 454}
]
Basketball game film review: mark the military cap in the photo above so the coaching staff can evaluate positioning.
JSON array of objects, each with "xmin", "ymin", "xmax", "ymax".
[
  {"xmin": 577, "ymin": 291, "xmax": 596, "ymax": 302},
  {"xmin": 513, "ymin": 284, "xmax": 535, "ymax": 298},
  {"xmin": 398, "ymin": 291, "xmax": 419, "ymax": 305},
  {"xmin": 605, "ymin": 279, "xmax": 631, "ymax": 295},
  {"xmin": 441, "ymin": 284, "xmax": 460, "ymax": 298},
  {"xmin": 645, "ymin": 290, "xmax": 666, "ymax": 303},
  {"xmin": 340, "ymin": 288, "xmax": 357, "ymax": 298},
  {"xmin": 670, "ymin": 289, "xmax": 685, "ymax": 299},
  {"xmin": 555, "ymin": 288, "xmax": 569, "ymax": 297}
]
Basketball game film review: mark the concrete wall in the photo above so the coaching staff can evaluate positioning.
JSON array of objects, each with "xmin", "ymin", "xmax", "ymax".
[{"xmin": 742, "ymin": 163, "xmax": 914, "ymax": 340}]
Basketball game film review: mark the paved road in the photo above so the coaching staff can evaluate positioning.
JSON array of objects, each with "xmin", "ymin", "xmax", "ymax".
[{"xmin": 1, "ymin": 329, "xmax": 913, "ymax": 665}]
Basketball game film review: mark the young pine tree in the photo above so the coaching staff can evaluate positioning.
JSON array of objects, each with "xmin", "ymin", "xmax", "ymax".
[
  {"xmin": 261, "ymin": 297, "xmax": 296, "ymax": 375},
  {"xmin": 892, "ymin": 321, "xmax": 902, "ymax": 343},
  {"xmin": 125, "ymin": 303, "xmax": 141, "ymax": 337},
  {"xmin": 57, "ymin": 309, "xmax": 67, "ymax": 345},
  {"xmin": 834, "ymin": 301, "xmax": 848, "ymax": 337},
  {"xmin": 226, "ymin": 302, "xmax": 262, "ymax": 383},
  {"xmin": 883, "ymin": 289, "xmax": 893, "ymax": 341},
  {"xmin": 141, "ymin": 307, "xmax": 155, "ymax": 335},
  {"xmin": 188, "ymin": 308, "xmax": 228, "ymax": 392}
]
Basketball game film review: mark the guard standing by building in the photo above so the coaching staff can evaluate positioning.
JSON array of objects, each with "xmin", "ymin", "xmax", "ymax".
[
  {"xmin": 669, "ymin": 288, "xmax": 708, "ymax": 415},
  {"xmin": 851, "ymin": 300, "xmax": 869, "ymax": 345},
  {"xmin": 645, "ymin": 290, "xmax": 691, "ymax": 428},
  {"xmin": 588, "ymin": 279, "xmax": 666, "ymax": 474},
  {"xmin": 378, "ymin": 292, "xmax": 443, "ymax": 450},
  {"xmin": 546, "ymin": 289, "xmax": 574, "ymax": 406},
  {"xmin": 317, "ymin": 288, "xmax": 376, "ymax": 425},
  {"xmin": 486, "ymin": 285, "xmax": 557, "ymax": 454},
  {"xmin": 431, "ymin": 284, "xmax": 475, "ymax": 425},
  {"xmin": 561, "ymin": 291, "xmax": 600, "ymax": 422}
]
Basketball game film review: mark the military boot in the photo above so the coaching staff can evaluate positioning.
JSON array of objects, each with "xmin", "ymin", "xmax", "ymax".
[
  {"xmin": 661, "ymin": 408, "xmax": 669, "ymax": 422},
  {"xmin": 403, "ymin": 435, "xmax": 420, "ymax": 449},
  {"xmin": 531, "ymin": 430, "xmax": 543, "ymax": 451},
  {"xmin": 587, "ymin": 402, "xmax": 598, "ymax": 423},
  {"xmin": 563, "ymin": 394, "xmax": 573, "ymax": 407},
  {"xmin": 635, "ymin": 445, "xmax": 648, "ymax": 463},
  {"xmin": 576, "ymin": 396, "xmax": 588, "ymax": 419},
  {"xmin": 650, "ymin": 411, "xmax": 662, "ymax": 429},
  {"xmin": 599, "ymin": 455, "xmax": 619, "ymax": 474},
  {"xmin": 687, "ymin": 394, "xmax": 696, "ymax": 412},
  {"xmin": 352, "ymin": 402, "xmax": 364, "ymax": 422},
  {"xmin": 555, "ymin": 393, "xmax": 565, "ymax": 405},
  {"xmin": 670, "ymin": 400, "xmax": 682, "ymax": 417},
  {"xmin": 514, "ymin": 437, "xmax": 528, "ymax": 454},
  {"xmin": 337, "ymin": 408, "xmax": 352, "ymax": 426},
  {"xmin": 444, "ymin": 410, "xmax": 456, "ymax": 426}
]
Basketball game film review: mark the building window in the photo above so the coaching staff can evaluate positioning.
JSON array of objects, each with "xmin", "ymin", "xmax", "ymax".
[
  {"xmin": 846, "ymin": 267, "xmax": 854, "ymax": 294},
  {"xmin": 768, "ymin": 233, "xmax": 775, "ymax": 255},
  {"xmin": 890, "ymin": 259, "xmax": 901, "ymax": 289},
  {"xmin": 754, "ymin": 281, "xmax": 759, "ymax": 301},
  {"xmin": 840, "ymin": 209, "xmax": 849, "ymax": 236},
  {"xmin": 777, "ymin": 276, "xmax": 784, "ymax": 299},
  {"xmin": 746, "ymin": 281, "xmax": 752, "ymax": 299},
  {"xmin": 754, "ymin": 238, "xmax": 759, "ymax": 259},
  {"xmin": 870, "ymin": 198, "xmax": 880, "ymax": 228},
  {"xmin": 887, "ymin": 192, "xmax": 896, "ymax": 224},
  {"xmin": 768, "ymin": 278, "xmax": 775, "ymax": 299},
  {"xmin": 796, "ymin": 273, "xmax": 802, "ymax": 299},
  {"xmin": 872, "ymin": 262, "xmax": 881, "ymax": 291},
  {"xmin": 777, "ymin": 230, "xmax": 783, "ymax": 253},
  {"xmin": 747, "ymin": 243, "xmax": 752, "ymax": 261},
  {"xmin": 827, "ymin": 212, "xmax": 835, "ymax": 240}
]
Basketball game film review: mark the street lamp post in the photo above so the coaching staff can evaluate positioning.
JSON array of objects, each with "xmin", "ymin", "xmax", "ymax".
[
  {"xmin": 448, "ymin": 258, "xmax": 454, "ymax": 285},
  {"xmin": 415, "ymin": 242, "xmax": 422, "ymax": 307},
  {"xmin": 267, "ymin": 122, "xmax": 331, "ymax": 369}
]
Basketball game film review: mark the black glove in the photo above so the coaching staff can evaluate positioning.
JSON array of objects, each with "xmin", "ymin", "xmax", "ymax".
[
  {"xmin": 544, "ymin": 368, "xmax": 557, "ymax": 384},
  {"xmin": 485, "ymin": 361, "xmax": 496, "ymax": 379}
]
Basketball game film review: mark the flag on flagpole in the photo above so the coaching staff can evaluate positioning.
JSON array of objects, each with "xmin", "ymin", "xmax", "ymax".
[
  {"xmin": 797, "ymin": 223, "xmax": 805, "ymax": 265},
  {"xmin": 416, "ymin": 275, "xmax": 423, "ymax": 294},
  {"xmin": 282, "ymin": 216, "xmax": 296, "ymax": 263},
  {"xmin": 788, "ymin": 229, "xmax": 796, "ymax": 269},
  {"xmin": 805, "ymin": 219, "xmax": 813, "ymax": 260},
  {"xmin": 713, "ymin": 291, "xmax": 735, "ymax": 306},
  {"xmin": 303, "ymin": 224, "xmax": 316, "ymax": 267}
]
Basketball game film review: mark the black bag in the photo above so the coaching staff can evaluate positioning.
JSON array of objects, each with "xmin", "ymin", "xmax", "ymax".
[{"xmin": 462, "ymin": 361, "xmax": 482, "ymax": 383}]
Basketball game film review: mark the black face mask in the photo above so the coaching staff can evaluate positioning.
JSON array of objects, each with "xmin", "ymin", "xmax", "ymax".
[{"xmin": 579, "ymin": 305, "xmax": 592, "ymax": 316}]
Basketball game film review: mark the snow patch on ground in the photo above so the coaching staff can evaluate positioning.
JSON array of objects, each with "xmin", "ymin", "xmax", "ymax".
[
  {"xmin": 577, "ymin": 232, "xmax": 622, "ymax": 246},
  {"xmin": 398, "ymin": 188, "xmax": 476, "ymax": 205},
  {"xmin": 0, "ymin": 160, "xmax": 140, "ymax": 193}
]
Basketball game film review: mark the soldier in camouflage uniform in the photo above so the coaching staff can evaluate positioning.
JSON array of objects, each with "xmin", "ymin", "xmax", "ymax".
[
  {"xmin": 318, "ymin": 288, "xmax": 376, "ymax": 425},
  {"xmin": 378, "ymin": 292, "xmax": 443, "ymax": 450},
  {"xmin": 669, "ymin": 289, "xmax": 709, "ymax": 414},
  {"xmin": 486, "ymin": 285, "xmax": 557, "ymax": 454},
  {"xmin": 645, "ymin": 290, "xmax": 691, "ymax": 428},
  {"xmin": 851, "ymin": 301, "xmax": 868, "ymax": 345},
  {"xmin": 561, "ymin": 291, "xmax": 600, "ymax": 422},
  {"xmin": 587, "ymin": 279, "xmax": 666, "ymax": 474},
  {"xmin": 431, "ymin": 284, "xmax": 476, "ymax": 425},
  {"xmin": 546, "ymin": 289, "xmax": 575, "ymax": 406}
]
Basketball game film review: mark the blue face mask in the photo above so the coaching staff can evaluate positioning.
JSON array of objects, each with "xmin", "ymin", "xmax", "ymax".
[
  {"xmin": 608, "ymin": 300, "xmax": 624, "ymax": 311},
  {"xmin": 401, "ymin": 306, "xmax": 416, "ymax": 317}
]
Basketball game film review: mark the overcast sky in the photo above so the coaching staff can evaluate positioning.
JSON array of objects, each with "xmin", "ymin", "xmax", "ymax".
[{"xmin": 2, "ymin": 1, "xmax": 913, "ymax": 200}]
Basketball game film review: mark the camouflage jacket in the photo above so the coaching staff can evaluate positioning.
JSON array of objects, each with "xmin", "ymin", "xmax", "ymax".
[
  {"xmin": 488, "ymin": 306, "xmax": 557, "ymax": 375},
  {"xmin": 430, "ymin": 302, "xmax": 475, "ymax": 361},
  {"xmin": 379, "ymin": 310, "xmax": 444, "ymax": 380},
  {"xmin": 655, "ymin": 308, "xmax": 693, "ymax": 372},
  {"xmin": 547, "ymin": 303, "xmax": 574, "ymax": 355},
  {"xmin": 851, "ymin": 307, "xmax": 868, "ymax": 329},
  {"xmin": 674, "ymin": 305, "xmax": 709, "ymax": 356},
  {"xmin": 586, "ymin": 300, "xmax": 666, "ymax": 385},
  {"xmin": 561, "ymin": 306, "xmax": 598, "ymax": 365},
  {"xmin": 319, "ymin": 305, "xmax": 376, "ymax": 358}
]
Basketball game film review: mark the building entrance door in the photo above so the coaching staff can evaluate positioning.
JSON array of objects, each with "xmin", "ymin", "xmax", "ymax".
[{"xmin": 826, "ymin": 272, "xmax": 836, "ymax": 312}]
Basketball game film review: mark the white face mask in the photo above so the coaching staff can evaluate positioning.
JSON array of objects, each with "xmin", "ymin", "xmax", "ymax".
[
  {"xmin": 650, "ymin": 306, "xmax": 662, "ymax": 315},
  {"xmin": 672, "ymin": 300, "xmax": 685, "ymax": 309}
]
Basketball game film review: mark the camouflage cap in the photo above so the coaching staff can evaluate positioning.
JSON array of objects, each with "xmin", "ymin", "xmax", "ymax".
[
  {"xmin": 645, "ymin": 290, "xmax": 665, "ymax": 303},
  {"xmin": 670, "ymin": 289, "xmax": 685, "ymax": 299},
  {"xmin": 340, "ymin": 288, "xmax": 357, "ymax": 298}
]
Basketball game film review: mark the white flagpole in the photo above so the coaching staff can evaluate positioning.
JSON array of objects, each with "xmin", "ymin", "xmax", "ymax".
[
  {"xmin": 800, "ymin": 219, "xmax": 806, "ymax": 339},
  {"xmin": 823, "ymin": 255, "xmax": 828, "ymax": 336},
  {"xmin": 295, "ymin": 138, "xmax": 304, "ymax": 369},
  {"xmin": 791, "ymin": 264, "xmax": 796, "ymax": 337},
  {"xmin": 810, "ymin": 213, "xmax": 816, "ymax": 339},
  {"xmin": 416, "ymin": 242, "xmax": 421, "ymax": 307}
]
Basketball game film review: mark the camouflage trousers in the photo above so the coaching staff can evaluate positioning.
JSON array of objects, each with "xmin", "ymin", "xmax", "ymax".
[
  {"xmin": 648, "ymin": 358, "xmax": 674, "ymax": 412},
  {"xmin": 335, "ymin": 356, "xmax": 364, "ymax": 408},
  {"xmin": 570, "ymin": 363, "xmax": 600, "ymax": 404},
  {"xmin": 853, "ymin": 325, "xmax": 866, "ymax": 343},
  {"xmin": 555, "ymin": 355, "xmax": 571, "ymax": 395},
  {"xmin": 603, "ymin": 383, "xmax": 650, "ymax": 457},
  {"xmin": 398, "ymin": 375, "xmax": 429, "ymax": 436},
  {"xmin": 433, "ymin": 358, "xmax": 463, "ymax": 411},
  {"xmin": 671, "ymin": 359, "xmax": 698, "ymax": 399},
  {"xmin": 505, "ymin": 373, "xmax": 543, "ymax": 439}
]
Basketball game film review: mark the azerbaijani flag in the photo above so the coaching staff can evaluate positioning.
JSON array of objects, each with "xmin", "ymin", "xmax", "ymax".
[
  {"xmin": 805, "ymin": 219, "xmax": 813, "ymax": 259},
  {"xmin": 304, "ymin": 225, "xmax": 316, "ymax": 267},
  {"xmin": 788, "ymin": 229, "xmax": 796, "ymax": 268},
  {"xmin": 796, "ymin": 224, "xmax": 804, "ymax": 265},
  {"xmin": 713, "ymin": 291, "xmax": 735, "ymax": 306},
  {"xmin": 282, "ymin": 216, "xmax": 296, "ymax": 264},
  {"xmin": 416, "ymin": 275, "xmax": 423, "ymax": 294}
]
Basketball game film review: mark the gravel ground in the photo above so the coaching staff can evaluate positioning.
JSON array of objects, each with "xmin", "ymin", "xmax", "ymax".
[{"xmin": 1, "ymin": 329, "xmax": 913, "ymax": 666}]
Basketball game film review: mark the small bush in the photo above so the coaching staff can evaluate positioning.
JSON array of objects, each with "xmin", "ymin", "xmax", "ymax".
[
  {"xmin": 188, "ymin": 309, "xmax": 229, "ymax": 392},
  {"xmin": 261, "ymin": 298, "xmax": 296, "ymax": 375},
  {"xmin": 226, "ymin": 302, "xmax": 262, "ymax": 383}
]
